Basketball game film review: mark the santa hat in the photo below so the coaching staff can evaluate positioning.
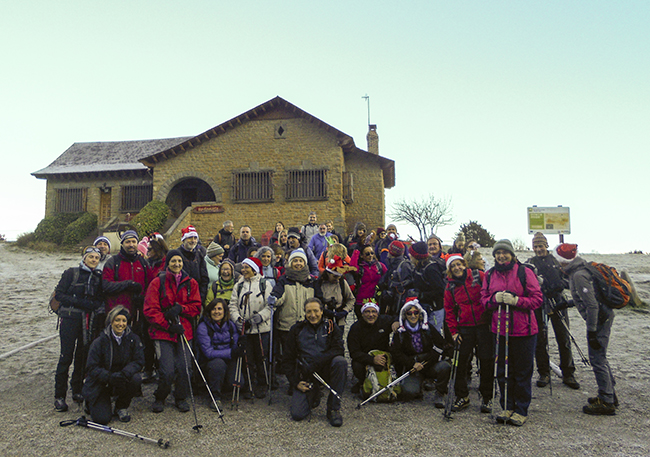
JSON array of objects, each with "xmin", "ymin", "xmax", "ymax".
[
  {"xmin": 242, "ymin": 257, "xmax": 263, "ymax": 275},
  {"xmin": 181, "ymin": 225, "xmax": 199, "ymax": 242},
  {"xmin": 409, "ymin": 241, "xmax": 429, "ymax": 260},
  {"xmin": 397, "ymin": 297, "xmax": 429, "ymax": 333},
  {"xmin": 553, "ymin": 243, "xmax": 578, "ymax": 263},
  {"xmin": 360, "ymin": 299, "xmax": 380, "ymax": 314}
]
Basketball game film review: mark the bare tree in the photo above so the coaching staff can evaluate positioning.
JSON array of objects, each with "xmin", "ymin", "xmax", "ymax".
[{"xmin": 390, "ymin": 194, "xmax": 454, "ymax": 241}]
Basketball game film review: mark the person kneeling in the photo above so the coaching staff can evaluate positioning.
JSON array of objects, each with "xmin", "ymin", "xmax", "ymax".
[
  {"xmin": 82, "ymin": 306, "xmax": 144, "ymax": 424},
  {"xmin": 282, "ymin": 298, "xmax": 346, "ymax": 427}
]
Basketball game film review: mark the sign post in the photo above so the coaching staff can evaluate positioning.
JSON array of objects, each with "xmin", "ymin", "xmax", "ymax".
[{"xmin": 527, "ymin": 206, "xmax": 570, "ymax": 244}]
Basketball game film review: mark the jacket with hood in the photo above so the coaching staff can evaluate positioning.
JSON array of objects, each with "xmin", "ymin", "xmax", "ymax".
[
  {"xmin": 229, "ymin": 274, "xmax": 271, "ymax": 334},
  {"xmin": 444, "ymin": 268, "xmax": 489, "ymax": 336},
  {"xmin": 271, "ymin": 274, "xmax": 316, "ymax": 332}
]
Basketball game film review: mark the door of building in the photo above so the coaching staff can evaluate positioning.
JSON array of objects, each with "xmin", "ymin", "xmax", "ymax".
[{"xmin": 100, "ymin": 188, "xmax": 112, "ymax": 223}]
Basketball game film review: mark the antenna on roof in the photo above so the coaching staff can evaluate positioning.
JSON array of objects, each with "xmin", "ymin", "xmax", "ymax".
[{"xmin": 362, "ymin": 94, "xmax": 370, "ymax": 126}]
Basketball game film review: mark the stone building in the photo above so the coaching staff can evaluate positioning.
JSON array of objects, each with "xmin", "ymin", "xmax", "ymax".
[{"xmin": 32, "ymin": 96, "xmax": 395, "ymax": 244}]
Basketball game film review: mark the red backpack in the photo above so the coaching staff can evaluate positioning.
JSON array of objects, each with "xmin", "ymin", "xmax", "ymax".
[{"xmin": 585, "ymin": 262, "xmax": 631, "ymax": 309}]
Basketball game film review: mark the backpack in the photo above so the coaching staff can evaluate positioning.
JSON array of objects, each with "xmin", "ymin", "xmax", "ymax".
[
  {"xmin": 362, "ymin": 350, "xmax": 401, "ymax": 402},
  {"xmin": 236, "ymin": 277, "xmax": 267, "ymax": 299},
  {"xmin": 585, "ymin": 262, "xmax": 631, "ymax": 309},
  {"xmin": 112, "ymin": 254, "xmax": 149, "ymax": 286},
  {"xmin": 49, "ymin": 268, "xmax": 81, "ymax": 314},
  {"xmin": 157, "ymin": 271, "xmax": 192, "ymax": 303}
]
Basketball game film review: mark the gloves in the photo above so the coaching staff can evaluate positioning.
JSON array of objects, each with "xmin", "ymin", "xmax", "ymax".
[
  {"xmin": 249, "ymin": 313, "xmax": 263, "ymax": 325},
  {"xmin": 502, "ymin": 292, "xmax": 519, "ymax": 306},
  {"xmin": 334, "ymin": 310, "xmax": 348, "ymax": 321},
  {"xmin": 164, "ymin": 303, "xmax": 183, "ymax": 320},
  {"xmin": 76, "ymin": 298, "xmax": 100, "ymax": 312},
  {"xmin": 168, "ymin": 322, "xmax": 185, "ymax": 335},
  {"xmin": 587, "ymin": 331, "xmax": 602, "ymax": 350},
  {"xmin": 322, "ymin": 308, "xmax": 335, "ymax": 318},
  {"xmin": 109, "ymin": 371, "xmax": 128, "ymax": 388},
  {"xmin": 236, "ymin": 318, "xmax": 244, "ymax": 333},
  {"xmin": 125, "ymin": 281, "xmax": 143, "ymax": 295},
  {"xmin": 267, "ymin": 295, "xmax": 277, "ymax": 306},
  {"xmin": 494, "ymin": 292, "xmax": 505, "ymax": 303}
]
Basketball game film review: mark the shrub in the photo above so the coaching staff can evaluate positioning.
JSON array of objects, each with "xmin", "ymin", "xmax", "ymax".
[
  {"xmin": 458, "ymin": 221, "xmax": 497, "ymax": 248},
  {"xmin": 62, "ymin": 212, "xmax": 98, "ymax": 246},
  {"xmin": 34, "ymin": 213, "xmax": 83, "ymax": 244},
  {"xmin": 15, "ymin": 232, "xmax": 35, "ymax": 247},
  {"xmin": 129, "ymin": 200, "xmax": 170, "ymax": 238}
]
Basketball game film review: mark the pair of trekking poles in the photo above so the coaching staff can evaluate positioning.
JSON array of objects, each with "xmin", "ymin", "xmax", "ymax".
[{"xmin": 232, "ymin": 291, "xmax": 274, "ymax": 409}]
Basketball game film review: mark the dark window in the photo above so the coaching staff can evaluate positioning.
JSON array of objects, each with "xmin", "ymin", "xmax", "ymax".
[
  {"xmin": 56, "ymin": 188, "xmax": 86, "ymax": 213},
  {"xmin": 285, "ymin": 169, "xmax": 328, "ymax": 201},
  {"xmin": 121, "ymin": 185, "xmax": 153, "ymax": 211},
  {"xmin": 342, "ymin": 172, "xmax": 354, "ymax": 204},
  {"xmin": 232, "ymin": 171, "xmax": 273, "ymax": 203}
]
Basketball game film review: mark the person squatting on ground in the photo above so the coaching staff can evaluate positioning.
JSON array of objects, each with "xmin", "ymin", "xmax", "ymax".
[
  {"xmin": 554, "ymin": 243, "xmax": 618, "ymax": 415},
  {"xmin": 54, "ymin": 246, "xmax": 106, "ymax": 412},
  {"xmin": 391, "ymin": 298, "xmax": 451, "ymax": 407},
  {"xmin": 481, "ymin": 239, "xmax": 543, "ymax": 426},
  {"xmin": 528, "ymin": 232, "xmax": 580, "ymax": 390},
  {"xmin": 196, "ymin": 298, "xmax": 239, "ymax": 412},
  {"xmin": 229, "ymin": 257, "xmax": 272, "ymax": 399},
  {"xmin": 444, "ymin": 254, "xmax": 494, "ymax": 413},
  {"xmin": 282, "ymin": 297, "xmax": 346, "ymax": 427},
  {"xmin": 347, "ymin": 300, "xmax": 398, "ymax": 394},
  {"xmin": 82, "ymin": 306, "xmax": 144, "ymax": 424},
  {"xmin": 144, "ymin": 249, "xmax": 201, "ymax": 413}
]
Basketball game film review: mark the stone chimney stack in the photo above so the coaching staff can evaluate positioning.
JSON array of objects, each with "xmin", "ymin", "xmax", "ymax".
[{"xmin": 367, "ymin": 124, "xmax": 379, "ymax": 155}]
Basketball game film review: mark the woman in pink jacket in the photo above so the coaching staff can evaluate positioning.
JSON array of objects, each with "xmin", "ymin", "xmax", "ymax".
[
  {"xmin": 350, "ymin": 244, "xmax": 387, "ymax": 320},
  {"xmin": 480, "ymin": 240, "xmax": 542, "ymax": 426}
]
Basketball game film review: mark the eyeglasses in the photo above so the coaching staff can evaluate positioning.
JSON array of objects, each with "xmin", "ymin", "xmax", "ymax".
[
  {"xmin": 405, "ymin": 310, "xmax": 420, "ymax": 316},
  {"xmin": 363, "ymin": 252, "xmax": 374, "ymax": 257}
]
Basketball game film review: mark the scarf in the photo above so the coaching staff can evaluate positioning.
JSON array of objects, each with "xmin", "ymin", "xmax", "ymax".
[
  {"xmin": 495, "ymin": 260, "xmax": 516, "ymax": 272},
  {"xmin": 406, "ymin": 321, "xmax": 424, "ymax": 352},
  {"xmin": 285, "ymin": 266, "xmax": 310, "ymax": 283}
]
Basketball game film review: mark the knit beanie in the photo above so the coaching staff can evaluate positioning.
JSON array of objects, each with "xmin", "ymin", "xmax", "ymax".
[
  {"xmin": 287, "ymin": 227, "xmax": 301, "ymax": 239},
  {"xmin": 206, "ymin": 241, "xmax": 225, "ymax": 258},
  {"xmin": 492, "ymin": 239, "xmax": 515, "ymax": 257},
  {"xmin": 388, "ymin": 240, "xmax": 405, "ymax": 257},
  {"xmin": 106, "ymin": 305, "xmax": 131, "ymax": 327},
  {"xmin": 121, "ymin": 230, "xmax": 139, "ymax": 243},
  {"xmin": 532, "ymin": 232, "xmax": 549, "ymax": 248},
  {"xmin": 553, "ymin": 243, "xmax": 578, "ymax": 263},
  {"xmin": 166, "ymin": 249, "xmax": 183, "ymax": 266},
  {"xmin": 288, "ymin": 248, "xmax": 308, "ymax": 265},
  {"xmin": 409, "ymin": 241, "xmax": 430, "ymax": 260},
  {"xmin": 93, "ymin": 236, "xmax": 112, "ymax": 251}
]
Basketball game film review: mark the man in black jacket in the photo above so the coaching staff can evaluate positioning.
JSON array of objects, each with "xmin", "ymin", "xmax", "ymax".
[
  {"xmin": 347, "ymin": 301, "xmax": 398, "ymax": 393},
  {"xmin": 282, "ymin": 298, "xmax": 346, "ymax": 427},
  {"xmin": 213, "ymin": 220, "xmax": 236, "ymax": 257},
  {"xmin": 178, "ymin": 225, "xmax": 209, "ymax": 303}
]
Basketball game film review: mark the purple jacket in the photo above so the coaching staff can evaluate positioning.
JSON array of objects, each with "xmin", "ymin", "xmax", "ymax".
[
  {"xmin": 196, "ymin": 317, "xmax": 239, "ymax": 361},
  {"xmin": 480, "ymin": 263, "xmax": 542, "ymax": 337}
]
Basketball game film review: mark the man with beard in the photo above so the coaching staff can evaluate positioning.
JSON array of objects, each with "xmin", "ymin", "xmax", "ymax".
[{"xmin": 178, "ymin": 225, "xmax": 209, "ymax": 304}]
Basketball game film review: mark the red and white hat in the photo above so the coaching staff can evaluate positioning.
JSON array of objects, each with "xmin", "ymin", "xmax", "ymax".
[
  {"xmin": 553, "ymin": 243, "xmax": 578, "ymax": 263},
  {"xmin": 181, "ymin": 225, "xmax": 199, "ymax": 242},
  {"xmin": 242, "ymin": 257, "xmax": 263, "ymax": 275}
]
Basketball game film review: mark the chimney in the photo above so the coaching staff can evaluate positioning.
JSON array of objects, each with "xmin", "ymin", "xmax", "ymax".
[{"xmin": 366, "ymin": 124, "xmax": 379, "ymax": 155}]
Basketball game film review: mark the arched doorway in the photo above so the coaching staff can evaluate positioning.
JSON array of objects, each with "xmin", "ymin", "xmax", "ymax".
[{"xmin": 165, "ymin": 177, "xmax": 216, "ymax": 217}]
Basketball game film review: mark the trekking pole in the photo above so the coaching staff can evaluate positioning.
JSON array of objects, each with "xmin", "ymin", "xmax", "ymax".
[
  {"xmin": 231, "ymin": 354, "xmax": 242, "ymax": 410},
  {"xmin": 543, "ymin": 308, "xmax": 552, "ymax": 397},
  {"xmin": 558, "ymin": 312, "xmax": 590, "ymax": 367},
  {"xmin": 254, "ymin": 314, "xmax": 271, "ymax": 392},
  {"xmin": 490, "ymin": 304, "xmax": 502, "ymax": 419},
  {"xmin": 181, "ymin": 334, "xmax": 225, "ymax": 424},
  {"xmin": 179, "ymin": 332, "xmax": 202, "ymax": 432},
  {"xmin": 60, "ymin": 416, "xmax": 170, "ymax": 448},
  {"xmin": 443, "ymin": 339, "xmax": 461, "ymax": 421},
  {"xmin": 312, "ymin": 371, "xmax": 342, "ymax": 401},
  {"xmin": 503, "ymin": 303, "xmax": 510, "ymax": 425},
  {"xmin": 240, "ymin": 293, "xmax": 255, "ymax": 402},
  {"xmin": 357, "ymin": 353, "xmax": 439, "ymax": 408},
  {"xmin": 268, "ymin": 305, "xmax": 275, "ymax": 405}
]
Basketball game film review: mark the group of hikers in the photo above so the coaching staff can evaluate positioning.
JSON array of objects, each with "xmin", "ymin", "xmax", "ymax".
[{"xmin": 53, "ymin": 211, "xmax": 619, "ymax": 428}]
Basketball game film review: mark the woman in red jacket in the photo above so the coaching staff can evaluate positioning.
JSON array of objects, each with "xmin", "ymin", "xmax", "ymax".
[
  {"xmin": 350, "ymin": 244, "xmax": 387, "ymax": 320},
  {"xmin": 444, "ymin": 254, "xmax": 493, "ymax": 414},
  {"xmin": 144, "ymin": 249, "xmax": 201, "ymax": 413}
]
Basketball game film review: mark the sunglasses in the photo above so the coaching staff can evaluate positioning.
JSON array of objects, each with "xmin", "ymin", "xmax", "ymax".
[
  {"xmin": 405, "ymin": 310, "xmax": 420, "ymax": 316},
  {"xmin": 363, "ymin": 252, "xmax": 374, "ymax": 256}
]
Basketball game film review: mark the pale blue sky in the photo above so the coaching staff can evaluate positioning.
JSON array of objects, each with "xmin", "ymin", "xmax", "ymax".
[{"xmin": 2, "ymin": 1, "xmax": 648, "ymax": 253}]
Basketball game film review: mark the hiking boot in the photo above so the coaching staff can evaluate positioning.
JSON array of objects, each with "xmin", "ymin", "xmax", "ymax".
[
  {"xmin": 563, "ymin": 375, "xmax": 580, "ymax": 390},
  {"xmin": 536, "ymin": 374, "xmax": 550, "ymax": 387},
  {"xmin": 480, "ymin": 398, "xmax": 493, "ymax": 414},
  {"xmin": 509, "ymin": 412, "xmax": 527, "ymax": 426},
  {"xmin": 451, "ymin": 396, "xmax": 470, "ymax": 412},
  {"xmin": 432, "ymin": 391, "xmax": 445, "ymax": 409},
  {"xmin": 116, "ymin": 409, "xmax": 131, "ymax": 422},
  {"xmin": 588, "ymin": 394, "xmax": 619, "ymax": 408},
  {"xmin": 496, "ymin": 410, "xmax": 513, "ymax": 423},
  {"xmin": 175, "ymin": 399, "xmax": 190, "ymax": 413},
  {"xmin": 151, "ymin": 400, "xmax": 164, "ymax": 413},
  {"xmin": 423, "ymin": 380, "xmax": 436, "ymax": 391},
  {"xmin": 583, "ymin": 398, "xmax": 616, "ymax": 416},
  {"xmin": 327, "ymin": 409, "xmax": 343, "ymax": 427},
  {"xmin": 72, "ymin": 393, "xmax": 84, "ymax": 403},
  {"xmin": 351, "ymin": 381, "xmax": 361, "ymax": 394},
  {"xmin": 54, "ymin": 398, "xmax": 68, "ymax": 412},
  {"xmin": 209, "ymin": 399, "xmax": 223, "ymax": 412}
]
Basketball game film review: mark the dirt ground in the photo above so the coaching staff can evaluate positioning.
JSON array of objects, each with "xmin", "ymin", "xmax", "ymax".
[{"xmin": 1, "ymin": 244, "xmax": 649, "ymax": 456}]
